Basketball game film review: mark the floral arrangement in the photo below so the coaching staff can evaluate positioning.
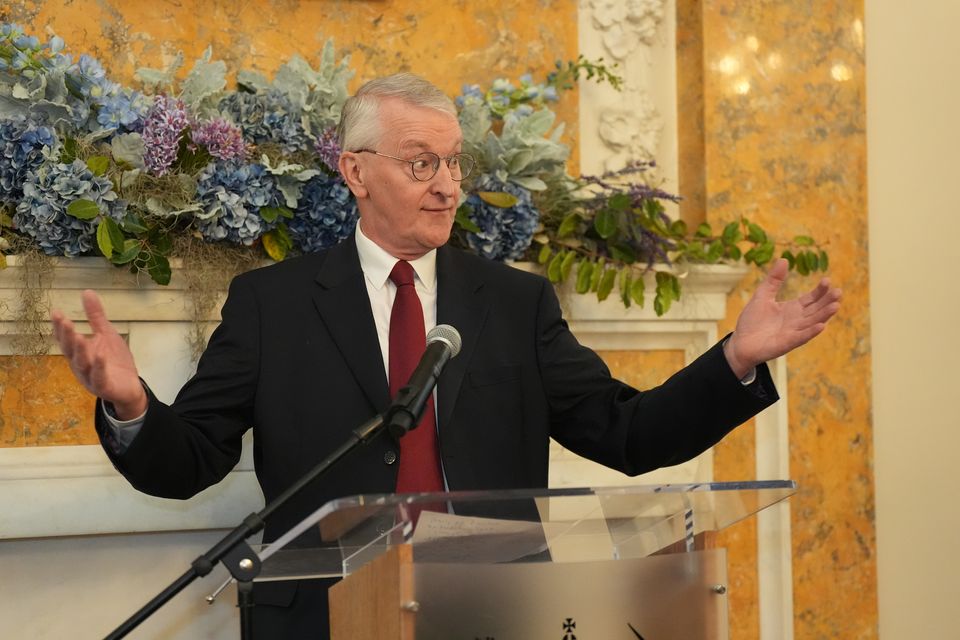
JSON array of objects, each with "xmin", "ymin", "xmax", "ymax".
[{"xmin": 0, "ymin": 24, "xmax": 827, "ymax": 314}]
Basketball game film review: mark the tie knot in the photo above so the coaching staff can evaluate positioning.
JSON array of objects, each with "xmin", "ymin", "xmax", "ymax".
[{"xmin": 389, "ymin": 260, "xmax": 416, "ymax": 287}]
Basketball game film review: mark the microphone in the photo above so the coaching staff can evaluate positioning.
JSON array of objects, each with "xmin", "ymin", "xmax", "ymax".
[{"xmin": 385, "ymin": 324, "xmax": 462, "ymax": 437}]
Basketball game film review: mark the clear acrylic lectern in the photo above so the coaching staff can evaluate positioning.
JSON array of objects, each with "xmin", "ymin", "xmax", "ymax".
[{"xmin": 253, "ymin": 480, "xmax": 795, "ymax": 639}]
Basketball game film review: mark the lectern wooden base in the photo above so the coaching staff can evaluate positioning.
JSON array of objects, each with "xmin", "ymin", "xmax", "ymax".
[{"xmin": 329, "ymin": 544, "xmax": 415, "ymax": 640}]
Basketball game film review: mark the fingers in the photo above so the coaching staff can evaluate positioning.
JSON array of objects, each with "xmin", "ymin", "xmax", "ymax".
[
  {"xmin": 802, "ymin": 285, "xmax": 842, "ymax": 319},
  {"xmin": 82, "ymin": 290, "xmax": 114, "ymax": 336},
  {"xmin": 51, "ymin": 311, "xmax": 79, "ymax": 361},
  {"xmin": 756, "ymin": 258, "xmax": 789, "ymax": 300}
]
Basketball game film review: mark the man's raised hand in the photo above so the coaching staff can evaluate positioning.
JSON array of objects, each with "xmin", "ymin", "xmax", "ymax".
[
  {"xmin": 723, "ymin": 258, "xmax": 842, "ymax": 379},
  {"xmin": 51, "ymin": 289, "xmax": 147, "ymax": 420}
]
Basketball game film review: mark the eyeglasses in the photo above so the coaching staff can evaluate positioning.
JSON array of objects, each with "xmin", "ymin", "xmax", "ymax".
[{"xmin": 355, "ymin": 149, "xmax": 476, "ymax": 182}]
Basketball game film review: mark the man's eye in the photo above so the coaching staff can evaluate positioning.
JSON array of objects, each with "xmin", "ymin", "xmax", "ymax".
[{"xmin": 412, "ymin": 159, "xmax": 432, "ymax": 171}]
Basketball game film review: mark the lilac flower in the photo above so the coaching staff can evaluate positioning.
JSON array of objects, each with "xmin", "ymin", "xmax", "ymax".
[
  {"xmin": 190, "ymin": 117, "xmax": 248, "ymax": 163},
  {"xmin": 313, "ymin": 127, "xmax": 341, "ymax": 174},
  {"xmin": 141, "ymin": 96, "xmax": 189, "ymax": 177}
]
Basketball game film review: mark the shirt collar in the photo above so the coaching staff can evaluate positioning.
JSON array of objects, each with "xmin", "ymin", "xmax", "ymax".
[{"xmin": 355, "ymin": 221, "xmax": 437, "ymax": 292}]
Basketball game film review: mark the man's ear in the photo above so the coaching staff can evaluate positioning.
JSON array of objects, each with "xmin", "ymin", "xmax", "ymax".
[{"xmin": 339, "ymin": 153, "xmax": 368, "ymax": 199}]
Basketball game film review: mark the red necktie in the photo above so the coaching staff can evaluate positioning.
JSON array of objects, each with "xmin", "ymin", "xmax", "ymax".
[{"xmin": 389, "ymin": 260, "xmax": 444, "ymax": 494}]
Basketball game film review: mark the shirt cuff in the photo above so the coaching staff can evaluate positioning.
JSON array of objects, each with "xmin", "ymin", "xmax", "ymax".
[{"xmin": 100, "ymin": 398, "xmax": 147, "ymax": 453}]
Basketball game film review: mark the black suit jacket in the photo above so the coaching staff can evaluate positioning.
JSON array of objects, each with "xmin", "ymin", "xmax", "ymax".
[{"xmin": 96, "ymin": 237, "xmax": 777, "ymax": 634}]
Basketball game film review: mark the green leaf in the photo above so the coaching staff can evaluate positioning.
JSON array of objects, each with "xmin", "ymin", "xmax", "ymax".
[
  {"xmin": 97, "ymin": 217, "xmax": 125, "ymax": 258},
  {"xmin": 594, "ymin": 209, "xmax": 617, "ymax": 239},
  {"xmin": 575, "ymin": 260, "xmax": 593, "ymax": 294},
  {"xmin": 96, "ymin": 219, "xmax": 114, "ymax": 258},
  {"xmin": 260, "ymin": 207, "xmax": 283, "ymax": 223},
  {"xmin": 61, "ymin": 137, "xmax": 78, "ymax": 164},
  {"xmin": 747, "ymin": 222, "xmax": 767, "ymax": 244},
  {"xmin": 146, "ymin": 252, "xmax": 172, "ymax": 285},
  {"xmin": 262, "ymin": 229, "xmax": 291, "ymax": 261},
  {"xmin": 794, "ymin": 235, "xmax": 815, "ymax": 247},
  {"xmin": 630, "ymin": 276, "xmax": 645, "ymax": 307},
  {"xmin": 148, "ymin": 229, "xmax": 174, "ymax": 255},
  {"xmin": 547, "ymin": 251, "xmax": 564, "ymax": 282},
  {"xmin": 608, "ymin": 192, "xmax": 631, "ymax": 211},
  {"xmin": 559, "ymin": 250, "xmax": 576, "ymax": 281},
  {"xmin": 796, "ymin": 251, "xmax": 810, "ymax": 275},
  {"xmin": 596, "ymin": 267, "xmax": 616, "ymax": 301},
  {"xmin": 722, "ymin": 221, "xmax": 743, "ymax": 245},
  {"xmin": 804, "ymin": 249, "xmax": 819, "ymax": 271},
  {"xmin": 455, "ymin": 204, "xmax": 481, "ymax": 234},
  {"xmin": 589, "ymin": 257, "xmax": 605, "ymax": 291},
  {"xmin": 121, "ymin": 212, "xmax": 148, "ymax": 234},
  {"xmin": 86, "ymin": 155, "xmax": 110, "ymax": 177},
  {"xmin": 111, "ymin": 239, "xmax": 142, "ymax": 265},
  {"xmin": 608, "ymin": 242, "xmax": 636, "ymax": 264},
  {"xmin": 753, "ymin": 240, "xmax": 775, "ymax": 265},
  {"xmin": 557, "ymin": 213, "xmax": 580, "ymax": 238},
  {"xmin": 654, "ymin": 271, "xmax": 679, "ymax": 316},
  {"xmin": 619, "ymin": 268, "xmax": 632, "ymax": 308},
  {"xmin": 537, "ymin": 244, "xmax": 552, "ymax": 265},
  {"xmin": 66, "ymin": 199, "xmax": 100, "ymax": 220},
  {"xmin": 695, "ymin": 222, "xmax": 713, "ymax": 238},
  {"xmin": 725, "ymin": 245, "xmax": 742, "ymax": 261},
  {"xmin": 477, "ymin": 191, "xmax": 519, "ymax": 208},
  {"xmin": 818, "ymin": 249, "xmax": 829, "ymax": 271},
  {"xmin": 669, "ymin": 219, "xmax": 688, "ymax": 237},
  {"xmin": 706, "ymin": 239, "xmax": 724, "ymax": 262},
  {"xmin": 782, "ymin": 249, "xmax": 796, "ymax": 269}
]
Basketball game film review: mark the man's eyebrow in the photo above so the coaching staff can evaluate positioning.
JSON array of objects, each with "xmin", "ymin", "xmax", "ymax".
[{"xmin": 398, "ymin": 140, "xmax": 464, "ymax": 152}]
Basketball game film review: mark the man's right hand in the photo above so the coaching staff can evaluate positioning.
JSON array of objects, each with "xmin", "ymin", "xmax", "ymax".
[{"xmin": 51, "ymin": 289, "xmax": 148, "ymax": 420}]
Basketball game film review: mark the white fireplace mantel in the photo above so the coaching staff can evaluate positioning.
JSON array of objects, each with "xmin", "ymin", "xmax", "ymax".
[{"xmin": 0, "ymin": 257, "xmax": 782, "ymax": 542}]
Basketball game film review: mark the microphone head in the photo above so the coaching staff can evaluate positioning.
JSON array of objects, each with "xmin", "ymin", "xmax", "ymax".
[{"xmin": 427, "ymin": 324, "xmax": 462, "ymax": 357}]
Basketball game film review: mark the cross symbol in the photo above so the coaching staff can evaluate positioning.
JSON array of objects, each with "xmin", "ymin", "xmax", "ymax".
[{"xmin": 563, "ymin": 618, "xmax": 576, "ymax": 632}]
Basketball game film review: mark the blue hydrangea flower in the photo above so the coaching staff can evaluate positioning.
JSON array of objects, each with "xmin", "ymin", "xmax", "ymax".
[
  {"xmin": 288, "ymin": 174, "xmax": 357, "ymax": 253},
  {"xmin": 13, "ymin": 159, "xmax": 122, "ymax": 257},
  {"xmin": 0, "ymin": 115, "xmax": 58, "ymax": 206},
  {"xmin": 195, "ymin": 160, "xmax": 282, "ymax": 245},
  {"xmin": 59, "ymin": 54, "xmax": 149, "ymax": 135},
  {"xmin": 464, "ymin": 175, "xmax": 540, "ymax": 261},
  {"xmin": 218, "ymin": 90, "xmax": 312, "ymax": 154}
]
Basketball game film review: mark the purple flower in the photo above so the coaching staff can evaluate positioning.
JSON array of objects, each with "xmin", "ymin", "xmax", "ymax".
[
  {"xmin": 141, "ymin": 95, "xmax": 189, "ymax": 177},
  {"xmin": 314, "ymin": 127, "xmax": 341, "ymax": 174},
  {"xmin": 190, "ymin": 117, "xmax": 248, "ymax": 163}
]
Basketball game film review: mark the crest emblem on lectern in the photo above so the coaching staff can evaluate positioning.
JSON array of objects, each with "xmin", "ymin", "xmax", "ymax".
[{"xmin": 562, "ymin": 617, "xmax": 577, "ymax": 639}]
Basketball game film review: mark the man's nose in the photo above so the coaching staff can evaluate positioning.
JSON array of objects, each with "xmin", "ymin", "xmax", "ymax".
[{"xmin": 429, "ymin": 162, "xmax": 457, "ymax": 198}]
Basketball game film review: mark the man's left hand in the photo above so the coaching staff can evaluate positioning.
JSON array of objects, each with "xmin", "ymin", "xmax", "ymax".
[{"xmin": 723, "ymin": 258, "xmax": 842, "ymax": 379}]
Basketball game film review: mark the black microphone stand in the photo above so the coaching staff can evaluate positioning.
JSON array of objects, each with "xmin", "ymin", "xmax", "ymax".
[{"xmin": 104, "ymin": 405, "xmax": 421, "ymax": 640}]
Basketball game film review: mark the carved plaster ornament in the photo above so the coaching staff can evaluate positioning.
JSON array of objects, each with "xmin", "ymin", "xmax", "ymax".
[
  {"xmin": 588, "ymin": 0, "xmax": 665, "ymax": 59},
  {"xmin": 583, "ymin": 0, "xmax": 667, "ymax": 173},
  {"xmin": 597, "ymin": 92, "xmax": 663, "ymax": 172}
]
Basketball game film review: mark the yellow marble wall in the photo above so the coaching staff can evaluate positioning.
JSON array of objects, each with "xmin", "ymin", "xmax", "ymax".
[
  {"xmin": 0, "ymin": 356, "xmax": 97, "ymax": 446},
  {"xmin": 687, "ymin": 0, "xmax": 876, "ymax": 637}
]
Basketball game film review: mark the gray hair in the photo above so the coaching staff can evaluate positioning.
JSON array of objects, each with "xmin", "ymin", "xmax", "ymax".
[{"xmin": 337, "ymin": 73, "xmax": 458, "ymax": 152}]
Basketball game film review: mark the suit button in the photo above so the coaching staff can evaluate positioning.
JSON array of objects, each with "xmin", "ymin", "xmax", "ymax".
[{"xmin": 383, "ymin": 450, "xmax": 397, "ymax": 465}]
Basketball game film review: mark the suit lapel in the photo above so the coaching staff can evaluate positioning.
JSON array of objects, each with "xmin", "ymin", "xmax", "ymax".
[
  {"xmin": 436, "ymin": 246, "xmax": 488, "ymax": 432},
  {"xmin": 311, "ymin": 239, "xmax": 391, "ymax": 414}
]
